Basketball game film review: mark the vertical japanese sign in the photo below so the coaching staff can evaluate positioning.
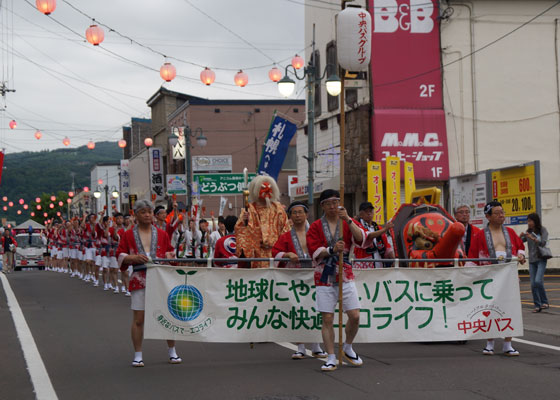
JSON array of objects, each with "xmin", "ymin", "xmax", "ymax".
[
  {"xmin": 258, "ymin": 115, "xmax": 297, "ymax": 180},
  {"xmin": 145, "ymin": 263, "xmax": 523, "ymax": 343},
  {"xmin": 369, "ymin": 0, "xmax": 449, "ymax": 181},
  {"xmin": 367, "ymin": 161, "xmax": 385, "ymax": 224},
  {"xmin": 404, "ymin": 162, "xmax": 416, "ymax": 203},
  {"xmin": 171, "ymin": 127, "xmax": 186, "ymax": 160},
  {"xmin": 0, "ymin": 151, "xmax": 4, "ymax": 185},
  {"xmin": 386, "ymin": 157, "xmax": 401, "ymax": 220},
  {"xmin": 149, "ymin": 147, "xmax": 165, "ymax": 203},
  {"xmin": 120, "ymin": 159, "xmax": 130, "ymax": 203}
]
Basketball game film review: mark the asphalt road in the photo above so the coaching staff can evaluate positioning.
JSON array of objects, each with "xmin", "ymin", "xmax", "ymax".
[{"xmin": 1, "ymin": 270, "xmax": 560, "ymax": 400}]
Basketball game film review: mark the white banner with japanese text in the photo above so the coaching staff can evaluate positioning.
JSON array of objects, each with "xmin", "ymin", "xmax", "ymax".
[{"xmin": 144, "ymin": 263, "xmax": 523, "ymax": 342}]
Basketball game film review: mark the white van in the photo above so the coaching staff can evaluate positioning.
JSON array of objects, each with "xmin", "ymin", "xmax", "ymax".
[{"xmin": 15, "ymin": 233, "xmax": 46, "ymax": 270}]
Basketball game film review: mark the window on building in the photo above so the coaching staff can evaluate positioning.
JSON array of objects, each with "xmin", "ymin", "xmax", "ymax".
[
  {"xmin": 282, "ymin": 146, "xmax": 297, "ymax": 170},
  {"xmin": 326, "ymin": 41, "xmax": 339, "ymax": 112},
  {"xmin": 312, "ymin": 50, "xmax": 322, "ymax": 117}
]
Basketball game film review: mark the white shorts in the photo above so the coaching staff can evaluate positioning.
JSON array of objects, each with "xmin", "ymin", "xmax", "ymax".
[
  {"xmin": 131, "ymin": 289, "xmax": 145, "ymax": 311},
  {"xmin": 57, "ymin": 250, "xmax": 63, "ymax": 259},
  {"xmin": 70, "ymin": 249, "xmax": 78, "ymax": 259},
  {"xmin": 85, "ymin": 248, "xmax": 96, "ymax": 261},
  {"xmin": 103, "ymin": 256, "xmax": 118, "ymax": 269},
  {"xmin": 316, "ymin": 281, "xmax": 361, "ymax": 313},
  {"xmin": 77, "ymin": 251, "xmax": 84, "ymax": 261},
  {"xmin": 50, "ymin": 248, "xmax": 56, "ymax": 256},
  {"xmin": 95, "ymin": 255, "xmax": 103, "ymax": 267}
]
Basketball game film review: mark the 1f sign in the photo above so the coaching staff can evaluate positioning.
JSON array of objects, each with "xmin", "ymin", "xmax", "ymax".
[{"xmin": 374, "ymin": 0, "xmax": 434, "ymax": 33}]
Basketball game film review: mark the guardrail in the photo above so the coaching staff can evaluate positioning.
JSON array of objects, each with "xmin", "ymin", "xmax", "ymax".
[{"xmin": 151, "ymin": 257, "xmax": 520, "ymax": 269}]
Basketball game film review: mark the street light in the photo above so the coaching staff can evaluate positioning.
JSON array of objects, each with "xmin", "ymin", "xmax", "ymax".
[
  {"xmin": 276, "ymin": 30, "xmax": 341, "ymax": 217},
  {"xmin": 168, "ymin": 126, "xmax": 207, "ymax": 212},
  {"xmin": 93, "ymin": 185, "xmax": 119, "ymax": 216}
]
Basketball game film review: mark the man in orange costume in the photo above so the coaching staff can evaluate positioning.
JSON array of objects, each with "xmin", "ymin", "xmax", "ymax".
[{"xmin": 235, "ymin": 175, "xmax": 290, "ymax": 268}]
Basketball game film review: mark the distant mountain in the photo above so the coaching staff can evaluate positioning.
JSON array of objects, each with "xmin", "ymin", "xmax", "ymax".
[{"xmin": 0, "ymin": 141, "xmax": 122, "ymax": 224}]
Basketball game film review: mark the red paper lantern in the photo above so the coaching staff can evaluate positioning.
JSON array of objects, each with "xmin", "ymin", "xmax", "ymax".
[
  {"xmin": 17, "ymin": 210, "xmax": 22, "ymax": 215},
  {"xmin": 43, "ymin": 212, "xmax": 48, "ymax": 217},
  {"xmin": 268, "ymin": 67, "xmax": 282, "ymax": 82},
  {"xmin": 9, "ymin": 120, "xmax": 16, "ymax": 129},
  {"xmin": 118, "ymin": 139, "xmax": 127, "ymax": 148},
  {"xmin": 8, "ymin": 201, "xmax": 13, "ymax": 207},
  {"xmin": 36, "ymin": 205, "xmax": 42, "ymax": 210},
  {"xmin": 56, "ymin": 211, "xmax": 61, "ymax": 216},
  {"xmin": 19, "ymin": 198, "xmax": 24, "ymax": 205},
  {"xmin": 35, "ymin": 130, "xmax": 42, "ymax": 140},
  {"xmin": 234, "ymin": 70, "xmax": 248, "ymax": 87},
  {"xmin": 291, "ymin": 54, "xmax": 304, "ymax": 69},
  {"xmin": 86, "ymin": 24, "xmax": 105, "ymax": 46},
  {"xmin": 2, "ymin": 196, "xmax": 6, "ymax": 201},
  {"xmin": 23, "ymin": 204, "xmax": 29, "ymax": 210},
  {"xmin": 50, "ymin": 196, "xmax": 56, "ymax": 201},
  {"xmin": 160, "ymin": 62, "xmax": 176, "ymax": 82},
  {"xmin": 84, "ymin": 186, "xmax": 89, "ymax": 192},
  {"xmin": 144, "ymin": 138, "xmax": 153, "ymax": 147},
  {"xmin": 68, "ymin": 191, "xmax": 74, "ymax": 197},
  {"xmin": 31, "ymin": 212, "xmax": 35, "ymax": 217},
  {"xmin": 98, "ymin": 179, "xmax": 103, "ymax": 185},
  {"xmin": 200, "ymin": 67, "xmax": 216, "ymax": 86},
  {"xmin": 35, "ymin": 197, "xmax": 41, "ymax": 202},
  {"xmin": 58, "ymin": 201, "xmax": 63, "ymax": 206},
  {"xmin": 62, "ymin": 136, "xmax": 70, "ymax": 146},
  {"xmin": 2, "ymin": 206, "xmax": 6, "ymax": 211},
  {"xmin": 87, "ymin": 141, "xmax": 95, "ymax": 150},
  {"xmin": 66, "ymin": 198, "xmax": 72, "ymax": 204},
  {"xmin": 49, "ymin": 203, "xmax": 54, "ymax": 209},
  {"xmin": 36, "ymin": 0, "xmax": 56, "ymax": 15}
]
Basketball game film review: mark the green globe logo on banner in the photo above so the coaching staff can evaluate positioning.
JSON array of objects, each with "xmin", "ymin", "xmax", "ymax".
[{"xmin": 167, "ymin": 270, "xmax": 203, "ymax": 322}]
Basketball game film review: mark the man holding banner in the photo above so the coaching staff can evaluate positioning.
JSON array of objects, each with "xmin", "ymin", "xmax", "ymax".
[
  {"xmin": 117, "ymin": 200, "xmax": 181, "ymax": 368},
  {"xmin": 306, "ymin": 189, "xmax": 369, "ymax": 372},
  {"xmin": 468, "ymin": 201, "xmax": 526, "ymax": 357}
]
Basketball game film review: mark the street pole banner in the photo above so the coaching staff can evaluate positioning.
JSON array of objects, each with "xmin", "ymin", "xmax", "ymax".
[
  {"xmin": 257, "ymin": 115, "xmax": 298, "ymax": 180},
  {"xmin": 404, "ymin": 161, "xmax": 416, "ymax": 204},
  {"xmin": 386, "ymin": 156, "xmax": 401, "ymax": 220},
  {"xmin": 144, "ymin": 263, "xmax": 523, "ymax": 343},
  {"xmin": 148, "ymin": 147, "xmax": 165, "ymax": 203},
  {"xmin": 367, "ymin": 161, "xmax": 385, "ymax": 224}
]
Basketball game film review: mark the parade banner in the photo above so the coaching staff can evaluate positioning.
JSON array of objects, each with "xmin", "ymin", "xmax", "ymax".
[
  {"xmin": 386, "ymin": 156, "xmax": 401, "ymax": 220},
  {"xmin": 367, "ymin": 161, "xmax": 385, "ymax": 224},
  {"xmin": 404, "ymin": 162, "xmax": 416, "ymax": 203},
  {"xmin": 145, "ymin": 263, "xmax": 523, "ymax": 343},
  {"xmin": 257, "ymin": 115, "xmax": 298, "ymax": 180},
  {"xmin": 120, "ymin": 160, "xmax": 130, "ymax": 203}
]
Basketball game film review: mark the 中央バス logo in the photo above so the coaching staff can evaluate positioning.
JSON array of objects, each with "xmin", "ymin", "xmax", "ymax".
[{"xmin": 167, "ymin": 270, "xmax": 203, "ymax": 322}]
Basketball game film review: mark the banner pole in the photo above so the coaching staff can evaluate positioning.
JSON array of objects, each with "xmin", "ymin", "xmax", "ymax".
[{"xmin": 338, "ymin": 64, "xmax": 346, "ymax": 367}]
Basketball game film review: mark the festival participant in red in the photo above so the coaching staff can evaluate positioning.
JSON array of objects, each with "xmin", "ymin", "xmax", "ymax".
[
  {"xmin": 306, "ymin": 189, "xmax": 368, "ymax": 372},
  {"xmin": 235, "ymin": 175, "xmax": 290, "ymax": 268},
  {"xmin": 96, "ymin": 216, "xmax": 111, "ymax": 289},
  {"xmin": 153, "ymin": 203, "xmax": 179, "ymax": 240},
  {"xmin": 81, "ymin": 213, "xmax": 98, "ymax": 282},
  {"xmin": 1, "ymin": 229, "xmax": 17, "ymax": 274},
  {"xmin": 454, "ymin": 204, "xmax": 481, "ymax": 255},
  {"xmin": 468, "ymin": 201, "xmax": 526, "ymax": 357},
  {"xmin": 213, "ymin": 216, "xmax": 239, "ymax": 268},
  {"xmin": 272, "ymin": 201, "xmax": 327, "ymax": 360},
  {"xmin": 117, "ymin": 200, "xmax": 180, "ymax": 368},
  {"xmin": 353, "ymin": 202, "xmax": 394, "ymax": 269},
  {"xmin": 114, "ymin": 213, "xmax": 130, "ymax": 295}
]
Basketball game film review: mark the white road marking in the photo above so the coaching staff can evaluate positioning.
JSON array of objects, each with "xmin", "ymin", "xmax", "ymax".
[
  {"xmin": 513, "ymin": 338, "xmax": 560, "ymax": 352},
  {"xmin": 0, "ymin": 273, "xmax": 58, "ymax": 400}
]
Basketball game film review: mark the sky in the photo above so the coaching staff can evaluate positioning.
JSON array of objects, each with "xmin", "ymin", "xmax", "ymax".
[{"xmin": 0, "ymin": 0, "xmax": 331, "ymax": 153}]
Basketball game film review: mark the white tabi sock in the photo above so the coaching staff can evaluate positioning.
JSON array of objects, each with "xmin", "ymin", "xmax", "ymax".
[
  {"xmin": 168, "ymin": 347, "xmax": 178, "ymax": 359},
  {"xmin": 486, "ymin": 339, "xmax": 494, "ymax": 351},
  {"xmin": 134, "ymin": 352, "xmax": 143, "ymax": 362},
  {"xmin": 311, "ymin": 343, "xmax": 323, "ymax": 353},
  {"xmin": 327, "ymin": 354, "xmax": 336, "ymax": 364},
  {"xmin": 297, "ymin": 343, "xmax": 306, "ymax": 353},
  {"xmin": 503, "ymin": 341, "xmax": 514, "ymax": 352},
  {"xmin": 343, "ymin": 343, "xmax": 356, "ymax": 358}
]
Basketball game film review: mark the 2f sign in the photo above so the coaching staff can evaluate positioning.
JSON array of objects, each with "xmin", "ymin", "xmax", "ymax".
[
  {"xmin": 420, "ymin": 84, "xmax": 435, "ymax": 97},
  {"xmin": 374, "ymin": 0, "xmax": 434, "ymax": 33}
]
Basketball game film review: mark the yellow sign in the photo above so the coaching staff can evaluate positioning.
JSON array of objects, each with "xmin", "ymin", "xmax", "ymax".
[
  {"xmin": 404, "ymin": 162, "xmax": 416, "ymax": 203},
  {"xmin": 367, "ymin": 161, "xmax": 385, "ymax": 224},
  {"xmin": 386, "ymin": 157, "xmax": 401, "ymax": 220},
  {"xmin": 491, "ymin": 164, "xmax": 536, "ymax": 224}
]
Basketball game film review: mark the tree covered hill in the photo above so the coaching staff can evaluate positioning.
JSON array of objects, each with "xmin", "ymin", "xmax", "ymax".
[{"xmin": 0, "ymin": 141, "xmax": 122, "ymax": 224}]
